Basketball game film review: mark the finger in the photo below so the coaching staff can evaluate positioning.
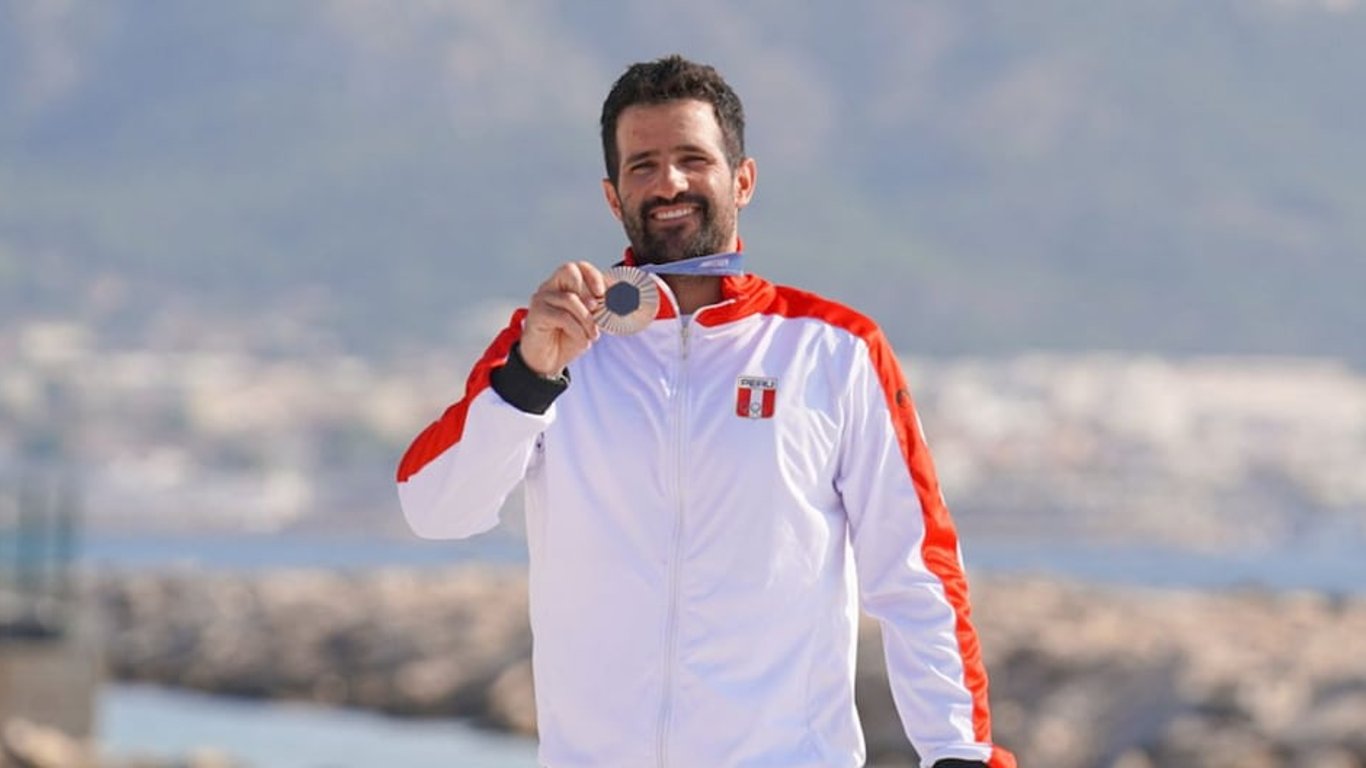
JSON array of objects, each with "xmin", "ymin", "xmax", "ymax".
[
  {"xmin": 545, "ymin": 262, "xmax": 606, "ymax": 307},
  {"xmin": 575, "ymin": 261, "xmax": 608, "ymax": 299},
  {"xmin": 536, "ymin": 289, "xmax": 600, "ymax": 339},
  {"xmin": 532, "ymin": 289, "xmax": 598, "ymax": 340},
  {"xmin": 545, "ymin": 263, "xmax": 588, "ymax": 298}
]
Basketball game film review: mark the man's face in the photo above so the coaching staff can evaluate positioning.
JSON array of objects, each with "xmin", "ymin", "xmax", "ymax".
[{"xmin": 603, "ymin": 99, "xmax": 756, "ymax": 265}]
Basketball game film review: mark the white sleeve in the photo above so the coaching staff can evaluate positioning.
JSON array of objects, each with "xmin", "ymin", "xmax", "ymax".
[
  {"xmin": 836, "ymin": 333, "xmax": 1006, "ymax": 767},
  {"xmin": 395, "ymin": 310, "xmax": 551, "ymax": 540}
]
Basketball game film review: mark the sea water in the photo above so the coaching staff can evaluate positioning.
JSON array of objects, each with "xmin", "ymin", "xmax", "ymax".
[
  {"xmin": 100, "ymin": 684, "xmax": 539, "ymax": 768},
  {"xmin": 79, "ymin": 529, "xmax": 1365, "ymax": 592}
]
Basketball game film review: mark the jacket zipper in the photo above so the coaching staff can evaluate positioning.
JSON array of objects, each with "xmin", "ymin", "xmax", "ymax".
[{"xmin": 656, "ymin": 319, "xmax": 692, "ymax": 768}]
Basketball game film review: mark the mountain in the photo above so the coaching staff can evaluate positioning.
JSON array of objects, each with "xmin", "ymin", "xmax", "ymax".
[{"xmin": 2, "ymin": 0, "xmax": 1363, "ymax": 362}]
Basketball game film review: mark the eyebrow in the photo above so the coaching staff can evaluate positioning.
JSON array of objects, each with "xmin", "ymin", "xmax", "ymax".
[
  {"xmin": 622, "ymin": 143, "xmax": 716, "ymax": 167},
  {"xmin": 622, "ymin": 150, "xmax": 657, "ymax": 167}
]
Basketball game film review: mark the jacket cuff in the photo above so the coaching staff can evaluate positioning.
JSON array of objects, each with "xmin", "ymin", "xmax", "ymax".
[{"xmin": 490, "ymin": 342, "xmax": 569, "ymax": 415}]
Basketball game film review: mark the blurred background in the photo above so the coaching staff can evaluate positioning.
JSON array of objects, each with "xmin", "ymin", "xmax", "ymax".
[{"xmin": 1, "ymin": 1, "xmax": 1363, "ymax": 766}]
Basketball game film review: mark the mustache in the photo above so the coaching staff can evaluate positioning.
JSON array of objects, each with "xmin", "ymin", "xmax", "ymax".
[{"xmin": 640, "ymin": 193, "xmax": 710, "ymax": 218}]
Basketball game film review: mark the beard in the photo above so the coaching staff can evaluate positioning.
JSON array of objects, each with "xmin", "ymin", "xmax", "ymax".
[{"xmin": 623, "ymin": 192, "xmax": 735, "ymax": 266}]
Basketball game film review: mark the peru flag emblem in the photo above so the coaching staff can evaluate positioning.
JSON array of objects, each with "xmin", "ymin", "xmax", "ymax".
[{"xmin": 735, "ymin": 376, "xmax": 778, "ymax": 419}]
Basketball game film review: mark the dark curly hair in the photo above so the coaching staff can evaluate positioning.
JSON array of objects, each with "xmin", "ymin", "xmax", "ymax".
[{"xmin": 599, "ymin": 55, "xmax": 746, "ymax": 186}]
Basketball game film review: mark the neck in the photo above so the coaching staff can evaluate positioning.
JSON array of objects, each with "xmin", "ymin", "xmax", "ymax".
[{"xmin": 663, "ymin": 275, "xmax": 723, "ymax": 315}]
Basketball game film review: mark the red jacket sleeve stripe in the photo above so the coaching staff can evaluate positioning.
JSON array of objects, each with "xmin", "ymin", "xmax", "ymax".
[
  {"xmin": 395, "ymin": 309, "xmax": 526, "ymax": 484},
  {"xmin": 864, "ymin": 334, "xmax": 1013, "ymax": 767},
  {"xmin": 760, "ymin": 284, "xmax": 1012, "ymax": 768}
]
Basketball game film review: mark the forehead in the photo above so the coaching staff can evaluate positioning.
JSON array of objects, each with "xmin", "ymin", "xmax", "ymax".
[{"xmin": 615, "ymin": 99, "xmax": 725, "ymax": 157}]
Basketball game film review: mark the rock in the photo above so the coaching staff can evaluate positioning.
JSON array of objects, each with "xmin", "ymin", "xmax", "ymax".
[
  {"xmin": 486, "ymin": 660, "xmax": 537, "ymax": 735},
  {"xmin": 855, "ymin": 577, "xmax": 1366, "ymax": 768},
  {"xmin": 90, "ymin": 567, "xmax": 1366, "ymax": 768},
  {"xmin": 0, "ymin": 719, "xmax": 97, "ymax": 768},
  {"xmin": 0, "ymin": 718, "xmax": 245, "ymax": 768},
  {"xmin": 178, "ymin": 748, "xmax": 240, "ymax": 768}
]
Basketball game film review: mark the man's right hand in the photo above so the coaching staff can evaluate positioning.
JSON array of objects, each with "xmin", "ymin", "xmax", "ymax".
[{"xmin": 519, "ymin": 261, "xmax": 608, "ymax": 378}]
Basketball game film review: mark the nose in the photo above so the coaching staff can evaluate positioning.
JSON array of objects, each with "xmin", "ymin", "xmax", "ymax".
[{"xmin": 654, "ymin": 162, "xmax": 688, "ymax": 199}]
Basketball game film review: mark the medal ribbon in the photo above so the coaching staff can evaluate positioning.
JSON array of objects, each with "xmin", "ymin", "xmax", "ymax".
[{"xmin": 638, "ymin": 251, "xmax": 744, "ymax": 277}]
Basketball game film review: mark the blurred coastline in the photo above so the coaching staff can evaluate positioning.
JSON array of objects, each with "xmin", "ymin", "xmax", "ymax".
[
  {"xmin": 6, "ymin": 318, "xmax": 1364, "ymax": 560},
  {"xmin": 74, "ymin": 528, "xmax": 1366, "ymax": 595}
]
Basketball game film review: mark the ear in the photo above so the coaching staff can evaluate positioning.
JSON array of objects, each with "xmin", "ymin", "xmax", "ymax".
[
  {"xmin": 733, "ymin": 156, "xmax": 757, "ymax": 210},
  {"xmin": 602, "ymin": 178, "xmax": 624, "ymax": 221}
]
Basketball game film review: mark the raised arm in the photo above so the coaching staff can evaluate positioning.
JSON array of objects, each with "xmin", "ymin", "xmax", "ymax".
[{"xmin": 395, "ymin": 261, "xmax": 606, "ymax": 539}]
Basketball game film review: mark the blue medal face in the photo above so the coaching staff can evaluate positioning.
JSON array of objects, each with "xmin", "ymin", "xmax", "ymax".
[
  {"xmin": 604, "ymin": 281, "xmax": 641, "ymax": 315},
  {"xmin": 594, "ymin": 266, "xmax": 659, "ymax": 335}
]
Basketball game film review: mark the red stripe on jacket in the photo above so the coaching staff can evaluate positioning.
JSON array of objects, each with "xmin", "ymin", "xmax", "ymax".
[
  {"xmin": 750, "ymin": 282, "xmax": 1013, "ymax": 768},
  {"xmin": 395, "ymin": 309, "xmax": 526, "ymax": 484}
]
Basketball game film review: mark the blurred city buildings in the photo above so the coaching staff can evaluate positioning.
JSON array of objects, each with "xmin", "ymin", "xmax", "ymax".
[{"xmin": 1, "ymin": 318, "xmax": 1362, "ymax": 557}]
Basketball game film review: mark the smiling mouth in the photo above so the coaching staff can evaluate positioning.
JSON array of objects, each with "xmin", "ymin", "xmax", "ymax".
[{"xmin": 648, "ymin": 204, "xmax": 699, "ymax": 223}]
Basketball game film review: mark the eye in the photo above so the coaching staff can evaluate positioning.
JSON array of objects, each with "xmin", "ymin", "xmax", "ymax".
[{"xmin": 627, "ymin": 161, "xmax": 655, "ymax": 175}]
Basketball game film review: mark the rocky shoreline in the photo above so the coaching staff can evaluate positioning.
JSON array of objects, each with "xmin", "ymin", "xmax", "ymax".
[
  {"xmin": 85, "ymin": 565, "xmax": 1365, "ymax": 768},
  {"xmin": 0, "ymin": 717, "xmax": 235, "ymax": 768}
]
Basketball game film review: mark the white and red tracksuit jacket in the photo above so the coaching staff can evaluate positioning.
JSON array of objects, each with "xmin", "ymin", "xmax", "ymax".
[{"xmin": 397, "ymin": 264, "xmax": 1014, "ymax": 768}]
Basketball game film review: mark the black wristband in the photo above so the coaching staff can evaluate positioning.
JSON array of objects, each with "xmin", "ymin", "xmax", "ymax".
[
  {"xmin": 933, "ymin": 761, "xmax": 989, "ymax": 768},
  {"xmin": 489, "ymin": 341, "xmax": 569, "ymax": 415}
]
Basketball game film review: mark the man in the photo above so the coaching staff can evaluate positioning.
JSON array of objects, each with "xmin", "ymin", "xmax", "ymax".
[{"xmin": 397, "ymin": 55, "xmax": 1014, "ymax": 768}]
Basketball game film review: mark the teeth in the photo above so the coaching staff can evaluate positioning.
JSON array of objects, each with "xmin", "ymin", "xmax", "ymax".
[{"xmin": 653, "ymin": 207, "xmax": 694, "ymax": 221}]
